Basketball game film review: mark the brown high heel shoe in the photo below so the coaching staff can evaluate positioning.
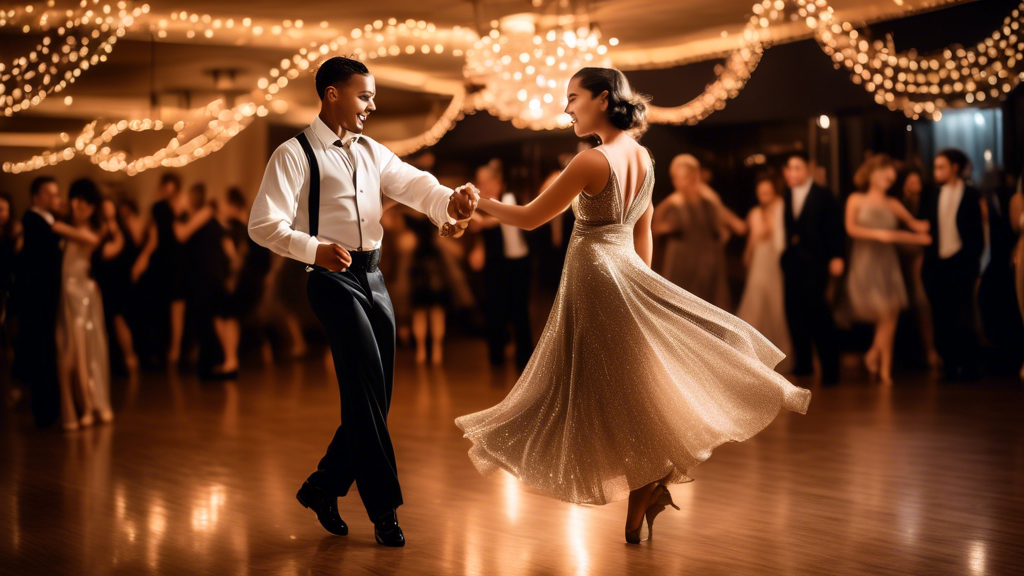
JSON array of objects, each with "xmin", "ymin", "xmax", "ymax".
[{"xmin": 644, "ymin": 484, "xmax": 680, "ymax": 540}]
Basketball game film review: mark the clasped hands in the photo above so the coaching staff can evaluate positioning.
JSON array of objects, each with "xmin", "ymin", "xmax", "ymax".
[
  {"xmin": 440, "ymin": 183, "xmax": 481, "ymax": 238},
  {"xmin": 314, "ymin": 183, "xmax": 481, "ymax": 272}
]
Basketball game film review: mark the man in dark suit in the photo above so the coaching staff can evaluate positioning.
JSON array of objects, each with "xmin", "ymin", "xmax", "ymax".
[
  {"xmin": 919, "ymin": 149, "xmax": 984, "ymax": 381},
  {"xmin": 474, "ymin": 161, "xmax": 534, "ymax": 371},
  {"xmin": 11, "ymin": 176, "xmax": 64, "ymax": 427},
  {"xmin": 780, "ymin": 153, "xmax": 845, "ymax": 384}
]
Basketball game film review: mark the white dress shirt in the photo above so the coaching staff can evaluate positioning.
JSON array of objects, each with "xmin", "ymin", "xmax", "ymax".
[
  {"xmin": 790, "ymin": 178, "xmax": 813, "ymax": 220},
  {"xmin": 499, "ymin": 192, "xmax": 529, "ymax": 259},
  {"xmin": 249, "ymin": 115, "xmax": 456, "ymax": 264},
  {"xmin": 937, "ymin": 179, "xmax": 964, "ymax": 259}
]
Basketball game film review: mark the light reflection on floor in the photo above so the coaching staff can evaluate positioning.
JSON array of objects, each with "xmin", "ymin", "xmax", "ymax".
[{"xmin": 1, "ymin": 343, "xmax": 1023, "ymax": 575}]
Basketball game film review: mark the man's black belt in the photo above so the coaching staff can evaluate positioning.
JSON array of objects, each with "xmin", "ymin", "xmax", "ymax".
[{"xmin": 308, "ymin": 249, "xmax": 380, "ymax": 273}]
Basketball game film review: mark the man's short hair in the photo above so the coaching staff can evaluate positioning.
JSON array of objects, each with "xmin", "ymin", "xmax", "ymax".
[
  {"xmin": 160, "ymin": 172, "xmax": 181, "ymax": 191},
  {"xmin": 936, "ymin": 148, "xmax": 970, "ymax": 177},
  {"xmin": 315, "ymin": 56, "xmax": 370, "ymax": 100},
  {"xmin": 30, "ymin": 175, "xmax": 57, "ymax": 197},
  {"xmin": 786, "ymin": 151, "xmax": 810, "ymax": 165}
]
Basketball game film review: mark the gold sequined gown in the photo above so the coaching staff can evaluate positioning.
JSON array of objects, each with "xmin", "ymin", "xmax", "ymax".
[{"xmin": 455, "ymin": 149, "xmax": 811, "ymax": 505}]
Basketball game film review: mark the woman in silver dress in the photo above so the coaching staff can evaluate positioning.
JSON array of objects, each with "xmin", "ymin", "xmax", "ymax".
[
  {"xmin": 54, "ymin": 179, "xmax": 112, "ymax": 430},
  {"xmin": 844, "ymin": 155, "xmax": 931, "ymax": 385},
  {"xmin": 455, "ymin": 68, "xmax": 810, "ymax": 544}
]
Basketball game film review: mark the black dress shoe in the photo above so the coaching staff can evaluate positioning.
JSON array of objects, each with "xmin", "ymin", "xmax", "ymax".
[
  {"xmin": 296, "ymin": 481, "xmax": 348, "ymax": 536},
  {"xmin": 374, "ymin": 510, "xmax": 405, "ymax": 547}
]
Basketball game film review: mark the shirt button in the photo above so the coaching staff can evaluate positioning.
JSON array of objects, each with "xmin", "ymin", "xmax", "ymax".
[
  {"xmin": 361, "ymin": 219, "xmax": 366, "ymax": 222},
  {"xmin": 359, "ymin": 189, "xmax": 364, "ymax": 193}
]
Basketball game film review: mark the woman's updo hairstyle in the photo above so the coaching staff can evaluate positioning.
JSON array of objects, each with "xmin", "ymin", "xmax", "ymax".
[{"xmin": 571, "ymin": 67, "xmax": 651, "ymax": 135}]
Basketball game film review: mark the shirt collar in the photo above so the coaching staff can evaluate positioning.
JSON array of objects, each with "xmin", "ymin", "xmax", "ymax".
[
  {"xmin": 793, "ymin": 178, "xmax": 813, "ymax": 195},
  {"xmin": 310, "ymin": 115, "xmax": 360, "ymax": 149},
  {"xmin": 29, "ymin": 206, "xmax": 55, "ymax": 226},
  {"xmin": 941, "ymin": 179, "xmax": 964, "ymax": 195}
]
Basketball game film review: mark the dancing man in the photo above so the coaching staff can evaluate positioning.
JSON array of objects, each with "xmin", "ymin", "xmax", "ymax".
[{"xmin": 248, "ymin": 56, "xmax": 478, "ymax": 547}]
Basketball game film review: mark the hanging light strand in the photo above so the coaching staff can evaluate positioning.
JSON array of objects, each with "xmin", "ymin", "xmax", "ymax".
[
  {"xmin": 810, "ymin": 0, "xmax": 1024, "ymax": 119},
  {"xmin": 0, "ymin": 2, "xmax": 145, "ymax": 116}
]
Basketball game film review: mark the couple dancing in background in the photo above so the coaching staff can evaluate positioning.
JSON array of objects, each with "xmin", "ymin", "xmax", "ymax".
[
  {"xmin": 249, "ymin": 57, "xmax": 810, "ymax": 548},
  {"xmin": 13, "ymin": 177, "xmax": 113, "ymax": 431}
]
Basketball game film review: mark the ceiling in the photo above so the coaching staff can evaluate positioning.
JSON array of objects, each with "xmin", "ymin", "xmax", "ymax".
[{"xmin": 0, "ymin": 0, "xmax": 978, "ymax": 141}]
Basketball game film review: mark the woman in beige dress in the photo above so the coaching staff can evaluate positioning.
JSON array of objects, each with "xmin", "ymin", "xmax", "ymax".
[
  {"xmin": 652, "ymin": 154, "xmax": 743, "ymax": 310},
  {"xmin": 454, "ymin": 67, "xmax": 810, "ymax": 544},
  {"xmin": 736, "ymin": 177, "xmax": 793, "ymax": 372}
]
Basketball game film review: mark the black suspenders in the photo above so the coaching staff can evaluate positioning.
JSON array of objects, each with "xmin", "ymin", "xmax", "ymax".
[
  {"xmin": 295, "ymin": 131, "xmax": 364, "ymax": 249},
  {"xmin": 295, "ymin": 132, "xmax": 321, "ymax": 238}
]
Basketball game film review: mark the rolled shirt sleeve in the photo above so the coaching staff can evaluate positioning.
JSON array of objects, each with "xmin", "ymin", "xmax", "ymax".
[
  {"xmin": 377, "ymin": 142, "xmax": 456, "ymax": 228},
  {"xmin": 248, "ymin": 142, "xmax": 320, "ymax": 265}
]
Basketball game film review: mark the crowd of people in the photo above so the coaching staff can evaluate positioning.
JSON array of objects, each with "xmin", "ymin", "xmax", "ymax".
[
  {"xmin": 0, "ymin": 174, "xmax": 276, "ymax": 430},
  {"xmin": 650, "ymin": 150, "xmax": 1024, "ymax": 386},
  {"xmin": 1, "ymin": 146, "xmax": 1022, "ymax": 431}
]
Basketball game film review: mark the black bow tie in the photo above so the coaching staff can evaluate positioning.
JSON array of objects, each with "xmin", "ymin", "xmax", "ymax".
[{"xmin": 333, "ymin": 139, "xmax": 344, "ymax": 147}]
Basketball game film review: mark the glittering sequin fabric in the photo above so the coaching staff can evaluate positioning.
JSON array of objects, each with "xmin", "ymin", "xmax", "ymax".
[{"xmin": 455, "ymin": 148, "xmax": 811, "ymax": 505}]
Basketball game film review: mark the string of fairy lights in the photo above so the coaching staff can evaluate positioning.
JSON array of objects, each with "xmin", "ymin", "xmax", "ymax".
[
  {"xmin": 810, "ymin": 0, "xmax": 1024, "ymax": 120},
  {"xmin": 2, "ymin": 0, "xmax": 1021, "ymax": 174},
  {"xmin": 0, "ymin": 1, "xmax": 146, "ymax": 117}
]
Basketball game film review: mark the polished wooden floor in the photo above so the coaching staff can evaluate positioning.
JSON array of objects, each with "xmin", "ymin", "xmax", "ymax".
[{"xmin": 1, "ymin": 343, "xmax": 1023, "ymax": 575}]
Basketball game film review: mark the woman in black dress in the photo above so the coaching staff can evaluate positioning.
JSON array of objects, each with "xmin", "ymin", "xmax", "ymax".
[
  {"xmin": 178, "ymin": 183, "xmax": 231, "ymax": 377},
  {"xmin": 406, "ymin": 211, "xmax": 451, "ymax": 365},
  {"xmin": 93, "ymin": 196, "xmax": 140, "ymax": 373},
  {"xmin": 212, "ymin": 187, "xmax": 271, "ymax": 377}
]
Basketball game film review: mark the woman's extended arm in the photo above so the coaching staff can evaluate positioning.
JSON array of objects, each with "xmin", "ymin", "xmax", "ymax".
[
  {"xmin": 52, "ymin": 221, "xmax": 100, "ymax": 247},
  {"xmin": 476, "ymin": 150, "xmax": 604, "ymax": 231}
]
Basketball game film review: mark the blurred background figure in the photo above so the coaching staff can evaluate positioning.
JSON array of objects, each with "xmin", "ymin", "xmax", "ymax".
[
  {"xmin": 178, "ymin": 183, "xmax": 230, "ymax": 378},
  {"xmin": 0, "ymin": 192, "xmax": 18, "ymax": 349},
  {"xmin": 406, "ymin": 208, "xmax": 451, "ymax": 365},
  {"xmin": 919, "ymin": 149, "xmax": 984, "ymax": 382},
  {"xmin": 896, "ymin": 169, "xmax": 942, "ymax": 369},
  {"xmin": 844, "ymin": 155, "xmax": 931, "ymax": 385},
  {"xmin": 218, "ymin": 187, "xmax": 271, "ymax": 375},
  {"xmin": 93, "ymin": 196, "xmax": 140, "ymax": 375},
  {"xmin": 652, "ymin": 154, "xmax": 735, "ymax": 311},
  {"xmin": 11, "ymin": 176, "xmax": 63, "ymax": 428},
  {"xmin": 473, "ymin": 159, "xmax": 534, "ymax": 371},
  {"xmin": 736, "ymin": 176, "xmax": 792, "ymax": 373},
  {"xmin": 977, "ymin": 169, "xmax": 1024, "ymax": 376},
  {"xmin": 1011, "ymin": 175, "xmax": 1024, "ymax": 380},
  {"xmin": 132, "ymin": 173, "xmax": 185, "ymax": 368},
  {"xmin": 379, "ymin": 204, "xmax": 416, "ymax": 347},
  {"xmin": 53, "ymin": 178, "xmax": 112, "ymax": 430},
  {"xmin": 780, "ymin": 153, "xmax": 845, "ymax": 384}
]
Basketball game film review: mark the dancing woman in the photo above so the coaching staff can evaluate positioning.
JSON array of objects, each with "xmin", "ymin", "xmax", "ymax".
[{"xmin": 455, "ymin": 67, "xmax": 810, "ymax": 544}]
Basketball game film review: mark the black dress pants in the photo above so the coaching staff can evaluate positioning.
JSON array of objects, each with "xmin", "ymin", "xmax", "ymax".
[
  {"xmin": 484, "ymin": 257, "xmax": 534, "ymax": 367},
  {"xmin": 783, "ymin": 265, "xmax": 840, "ymax": 382},
  {"xmin": 923, "ymin": 253, "xmax": 979, "ymax": 376},
  {"xmin": 305, "ymin": 265, "xmax": 402, "ymax": 522}
]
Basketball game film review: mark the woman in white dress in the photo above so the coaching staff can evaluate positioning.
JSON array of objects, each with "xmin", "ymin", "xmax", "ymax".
[
  {"xmin": 454, "ymin": 67, "xmax": 810, "ymax": 544},
  {"xmin": 736, "ymin": 176, "xmax": 793, "ymax": 372},
  {"xmin": 54, "ymin": 179, "xmax": 112, "ymax": 431}
]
